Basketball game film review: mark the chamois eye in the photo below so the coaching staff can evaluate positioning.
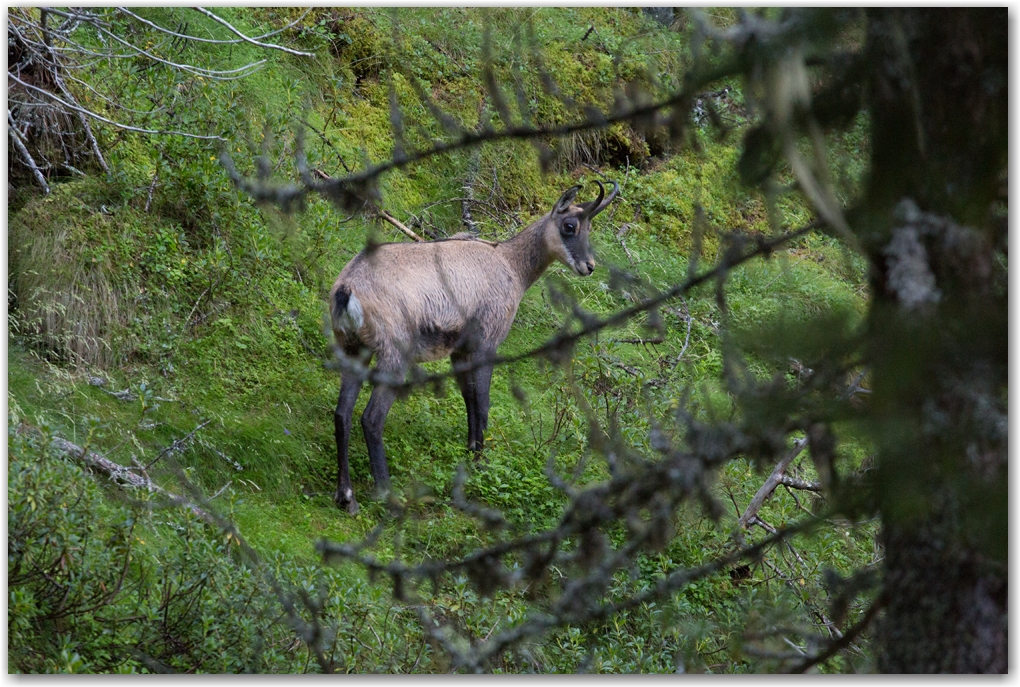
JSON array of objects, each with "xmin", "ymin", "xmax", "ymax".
[{"xmin": 562, "ymin": 220, "xmax": 577, "ymax": 236}]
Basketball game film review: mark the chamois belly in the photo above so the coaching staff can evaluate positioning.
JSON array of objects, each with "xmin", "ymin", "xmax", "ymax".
[
  {"xmin": 409, "ymin": 301, "xmax": 508, "ymax": 362},
  {"xmin": 413, "ymin": 323, "xmax": 464, "ymax": 362}
]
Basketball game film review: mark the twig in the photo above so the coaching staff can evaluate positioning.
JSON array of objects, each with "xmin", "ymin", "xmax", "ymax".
[
  {"xmin": 197, "ymin": 437, "xmax": 243, "ymax": 472},
  {"xmin": 581, "ymin": 162, "xmax": 611, "ymax": 181},
  {"xmin": 616, "ymin": 223, "xmax": 637, "ymax": 265},
  {"xmin": 840, "ymin": 368, "xmax": 869, "ymax": 400},
  {"xmin": 103, "ymin": 388, "xmax": 137, "ymax": 401},
  {"xmin": 610, "ymin": 361, "xmax": 641, "ymax": 377},
  {"xmin": 100, "ymin": 387, "xmax": 175, "ymax": 403},
  {"xmin": 788, "ymin": 596, "xmax": 884, "ymax": 673},
  {"xmin": 783, "ymin": 484, "xmax": 816, "ymax": 517},
  {"xmin": 144, "ymin": 169, "xmax": 159, "ymax": 213},
  {"xmin": 423, "ymin": 37, "xmax": 471, "ymax": 76},
  {"xmin": 208, "ymin": 480, "xmax": 232, "ymax": 501},
  {"xmin": 145, "ymin": 420, "xmax": 212, "ymax": 470},
  {"xmin": 672, "ymin": 299, "xmax": 693, "ymax": 367},
  {"xmin": 461, "ymin": 149, "xmax": 480, "ymax": 233},
  {"xmin": 750, "ymin": 515, "xmax": 777, "ymax": 533},
  {"xmin": 176, "ymin": 286, "xmax": 211, "ymax": 343},
  {"xmin": 304, "ymin": 127, "xmax": 353, "ymax": 174}
]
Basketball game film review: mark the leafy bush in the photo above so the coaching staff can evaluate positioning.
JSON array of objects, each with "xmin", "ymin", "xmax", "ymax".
[{"xmin": 7, "ymin": 412, "xmax": 443, "ymax": 673}]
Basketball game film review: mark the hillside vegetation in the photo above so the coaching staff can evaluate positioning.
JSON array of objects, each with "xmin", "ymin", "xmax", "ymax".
[{"xmin": 8, "ymin": 8, "xmax": 879, "ymax": 673}]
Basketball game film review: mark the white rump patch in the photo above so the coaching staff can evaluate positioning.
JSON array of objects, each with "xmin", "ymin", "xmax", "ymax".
[{"xmin": 333, "ymin": 292, "xmax": 364, "ymax": 335}]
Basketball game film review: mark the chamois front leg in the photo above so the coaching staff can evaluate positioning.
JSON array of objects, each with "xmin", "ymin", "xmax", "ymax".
[{"xmin": 333, "ymin": 371, "xmax": 363, "ymax": 514}]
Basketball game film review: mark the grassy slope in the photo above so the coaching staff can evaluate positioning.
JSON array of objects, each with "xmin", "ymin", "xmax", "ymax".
[{"xmin": 8, "ymin": 7, "xmax": 876, "ymax": 672}]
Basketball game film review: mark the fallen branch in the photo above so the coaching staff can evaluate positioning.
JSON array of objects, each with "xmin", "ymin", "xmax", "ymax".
[
  {"xmin": 738, "ymin": 438, "xmax": 808, "ymax": 529},
  {"xmin": 778, "ymin": 474, "xmax": 821, "ymax": 491},
  {"xmin": 42, "ymin": 430, "xmax": 216, "ymax": 525},
  {"xmin": 379, "ymin": 209, "xmax": 425, "ymax": 242},
  {"xmin": 197, "ymin": 437, "xmax": 244, "ymax": 472},
  {"xmin": 611, "ymin": 361, "xmax": 642, "ymax": 377},
  {"xmin": 612, "ymin": 336, "xmax": 664, "ymax": 345},
  {"xmin": 144, "ymin": 169, "xmax": 159, "ymax": 212}
]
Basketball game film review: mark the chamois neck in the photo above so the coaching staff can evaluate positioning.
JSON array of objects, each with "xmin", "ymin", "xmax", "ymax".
[{"xmin": 499, "ymin": 218, "xmax": 555, "ymax": 291}]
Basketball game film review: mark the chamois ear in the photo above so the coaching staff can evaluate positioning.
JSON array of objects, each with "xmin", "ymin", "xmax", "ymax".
[{"xmin": 553, "ymin": 185, "xmax": 582, "ymax": 214}]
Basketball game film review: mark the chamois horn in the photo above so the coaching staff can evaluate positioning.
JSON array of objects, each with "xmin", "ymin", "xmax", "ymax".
[{"xmin": 583, "ymin": 180, "xmax": 619, "ymax": 220}]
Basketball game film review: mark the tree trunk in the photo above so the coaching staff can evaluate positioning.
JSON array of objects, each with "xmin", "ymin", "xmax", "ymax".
[{"xmin": 862, "ymin": 8, "xmax": 1007, "ymax": 673}]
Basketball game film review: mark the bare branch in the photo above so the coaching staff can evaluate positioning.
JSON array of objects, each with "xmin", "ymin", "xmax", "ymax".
[
  {"xmin": 8, "ymin": 72, "xmax": 226, "ymax": 141},
  {"xmin": 114, "ymin": 7, "xmax": 313, "ymax": 48},
  {"xmin": 673, "ymin": 298, "xmax": 693, "ymax": 366},
  {"xmin": 190, "ymin": 7, "xmax": 317, "ymax": 57},
  {"xmin": 612, "ymin": 336, "xmax": 664, "ymax": 346},
  {"xmin": 8, "ymin": 110, "xmax": 50, "ymax": 193},
  {"xmin": 93, "ymin": 24, "xmax": 267, "ymax": 79}
]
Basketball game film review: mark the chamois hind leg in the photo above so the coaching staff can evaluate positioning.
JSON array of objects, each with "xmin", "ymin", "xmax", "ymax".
[
  {"xmin": 451, "ymin": 351, "xmax": 478, "ymax": 452},
  {"xmin": 470, "ymin": 353, "xmax": 495, "ymax": 458},
  {"xmin": 360, "ymin": 358, "xmax": 401, "ymax": 494},
  {"xmin": 333, "ymin": 369, "xmax": 364, "ymax": 514}
]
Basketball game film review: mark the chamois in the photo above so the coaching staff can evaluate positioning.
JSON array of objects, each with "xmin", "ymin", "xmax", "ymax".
[{"xmin": 329, "ymin": 181, "xmax": 618, "ymax": 513}]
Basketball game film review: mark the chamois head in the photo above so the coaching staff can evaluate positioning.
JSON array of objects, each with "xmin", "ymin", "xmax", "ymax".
[{"xmin": 545, "ymin": 180, "xmax": 619, "ymax": 276}]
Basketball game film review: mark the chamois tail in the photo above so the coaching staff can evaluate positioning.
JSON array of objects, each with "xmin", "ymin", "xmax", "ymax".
[{"xmin": 331, "ymin": 285, "xmax": 364, "ymax": 337}]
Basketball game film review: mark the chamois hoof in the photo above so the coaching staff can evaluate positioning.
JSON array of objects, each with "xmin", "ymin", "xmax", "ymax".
[
  {"xmin": 334, "ymin": 487, "xmax": 359, "ymax": 515},
  {"xmin": 468, "ymin": 443, "xmax": 486, "ymax": 464}
]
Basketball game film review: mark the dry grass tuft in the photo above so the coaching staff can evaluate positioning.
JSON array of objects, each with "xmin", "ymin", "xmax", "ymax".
[{"xmin": 10, "ymin": 208, "xmax": 133, "ymax": 369}]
